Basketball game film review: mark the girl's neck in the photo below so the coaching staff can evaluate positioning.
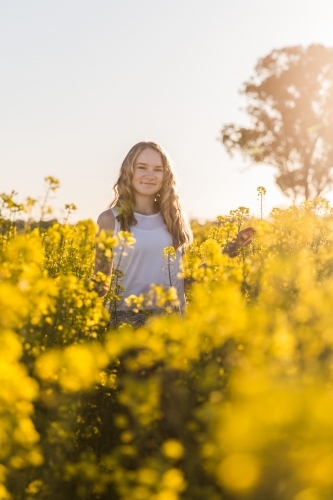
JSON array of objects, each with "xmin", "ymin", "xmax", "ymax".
[{"xmin": 134, "ymin": 196, "xmax": 159, "ymax": 216}]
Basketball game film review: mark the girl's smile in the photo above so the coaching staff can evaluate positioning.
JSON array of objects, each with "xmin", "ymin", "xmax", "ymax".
[{"xmin": 132, "ymin": 148, "xmax": 164, "ymax": 197}]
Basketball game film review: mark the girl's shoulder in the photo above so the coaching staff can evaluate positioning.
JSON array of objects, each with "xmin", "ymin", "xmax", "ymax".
[{"xmin": 97, "ymin": 208, "xmax": 115, "ymax": 232}]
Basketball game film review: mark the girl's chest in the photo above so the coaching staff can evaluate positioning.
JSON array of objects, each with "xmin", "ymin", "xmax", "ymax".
[{"xmin": 130, "ymin": 227, "xmax": 172, "ymax": 254}]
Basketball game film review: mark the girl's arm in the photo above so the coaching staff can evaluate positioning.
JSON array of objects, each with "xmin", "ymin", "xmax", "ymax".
[{"xmin": 93, "ymin": 210, "xmax": 115, "ymax": 296}]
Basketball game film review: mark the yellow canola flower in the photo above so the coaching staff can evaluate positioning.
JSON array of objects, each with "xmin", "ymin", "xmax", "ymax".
[
  {"xmin": 216, "ymin": 453, "xmax": 260, "ymax": 492},
  {"xmin": 161, "ymin": 469, "xmax": 186, "ymax": 492},
  {"xmin": 5, "ymin": 232, "xmax": 44, "ymax": 268},
  {"xmin": 163, "ymin": 246, "xmax": 176, "ymax": 261},
  {"xmin": 117, "ymin": 230, "xmax": 136, "ymax": 247},
  {"xmin": 148, "ymin": 285, "xmax": 179, "ymax": 309},
  {"xmin": 35, "ymin": 344, "xmax": 109, "ymax": 392},
  {"xmin": 124, "ymin": 285, "xmax": 179, "ymax": 313},
  {"xmin": 124, "ymin": 294, "xmax": 145, "ymax": 313},
  {"xmin": 25, "ymin": 479, "xmax": 43, "ymax": 495},
  {"xmin": 0, "ymin": 330, "xmax": 39, "ymax": 400},
  {"xmin": 96, "ymin": 230, "xmax": 119, "ymax": 250},
  {"xmin": 0, "ymin": 363, "xmax": 38, "ymax": 406},
  {"xmin": 6, "ymin": 196, "xmax": 333, "ymax": 498},
  {"xmin": 162, "ymin": 440, "xmax": 184, "ymax": 460},
  {"xmin": 137, "ymin": 468, "xmax": 159, "ymax": 486},
  {"xmin": 13, "ymin": 418, "xmax": 40, "ymax": 446},
  {"xmin": 152, "ymin": 491, "xmax": 178, "ymax": 500},
  {"xmin": 0, "ymin": 330, "xmax": 22, "ymax": 362},
  {"xmin": 310, "ymin": 453, "xmax": 333, "ymax": 485},
  {"xmin": 35, "ymin": 351, "xmax": 61, "ymax": 382},
  {"xmin": 0, "ymin": 284, "xmax": 29, "ymax": 329},
  {"xmin": 0, "ymin": 484, "xmax": 11, "ymax": 500}
]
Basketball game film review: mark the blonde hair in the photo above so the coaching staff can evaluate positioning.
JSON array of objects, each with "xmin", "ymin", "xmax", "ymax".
[{"xmin": 109, "ymin": 141, "xmax": 193, "ymax": 249}]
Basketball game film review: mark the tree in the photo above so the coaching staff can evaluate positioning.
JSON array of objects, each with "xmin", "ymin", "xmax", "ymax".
[{"xmin": 221, "ymin": 45, "xmax": 333, "ymax": 202}]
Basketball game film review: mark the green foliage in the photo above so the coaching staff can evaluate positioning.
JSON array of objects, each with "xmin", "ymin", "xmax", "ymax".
[{"xmin": 3, "ymin": 193, "xmax": 333, "ymax": 498}]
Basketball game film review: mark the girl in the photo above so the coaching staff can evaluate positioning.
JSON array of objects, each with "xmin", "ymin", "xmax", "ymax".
[
  {"xmin": 95, "ymin": 141, "xmax": 193, "ymax": 327},
  {"xmin": 94, "ymin": 141, "xmax": 254, "ymax": 327}
]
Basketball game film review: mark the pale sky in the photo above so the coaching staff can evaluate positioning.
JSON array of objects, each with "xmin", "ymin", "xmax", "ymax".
[{"xmin": 1, "ymin": 0, "xmax": 333, "ymax": 222}]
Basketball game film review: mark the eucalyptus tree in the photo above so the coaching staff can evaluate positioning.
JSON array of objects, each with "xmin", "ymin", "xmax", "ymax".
[{"xmin": 221, "ymin": 45, "xmax": 333, "ymax": 201}]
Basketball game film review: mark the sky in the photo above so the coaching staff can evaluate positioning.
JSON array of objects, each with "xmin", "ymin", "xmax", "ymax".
[{"xmin": 1, "ymin": 0, "xmax": 333, "ymax": 222}]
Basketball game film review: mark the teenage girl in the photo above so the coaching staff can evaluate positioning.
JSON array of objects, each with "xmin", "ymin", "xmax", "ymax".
[
  {"xmin": 94, "ymin": 141, "xmax": 193, "ymax": 327},
  {"xmin": 94, "ymin": 141, "xmax": 254, "ymax": 327}
]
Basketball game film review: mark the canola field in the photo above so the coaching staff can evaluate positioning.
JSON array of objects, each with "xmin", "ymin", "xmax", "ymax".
[{"xmin": 2, "ymin": 190, "xmax": 333, "ymax": 500}]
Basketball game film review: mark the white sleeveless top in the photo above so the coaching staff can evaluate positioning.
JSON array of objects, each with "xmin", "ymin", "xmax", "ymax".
[{"xmin": 111, "ymin": 208, "xmax": 185, "ymax": 311}]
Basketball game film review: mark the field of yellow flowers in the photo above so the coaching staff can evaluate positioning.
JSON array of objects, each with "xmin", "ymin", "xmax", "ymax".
[{"xmin": 2, "ymin": 184, "xmax": 333, "ymax": 500}]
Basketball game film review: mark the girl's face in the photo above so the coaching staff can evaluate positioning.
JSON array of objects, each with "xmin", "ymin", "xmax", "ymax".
[{"xmin": 132, "ymin": 148, "xmax": 164, "ymax": 197}]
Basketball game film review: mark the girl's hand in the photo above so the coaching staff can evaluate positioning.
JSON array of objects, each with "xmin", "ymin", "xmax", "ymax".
[
  {"xmin": 236, "ymin": 227, "xmax": 255, "ymax": 247},
  {"xmin": 223, "ymin": 227, "xmax": 255, "ymax": 258}
]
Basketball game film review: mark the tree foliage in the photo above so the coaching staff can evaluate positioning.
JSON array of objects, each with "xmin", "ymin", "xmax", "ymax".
[{"xmin": 221, "ymin": 44, "xmax": 333, "ymax": 201}]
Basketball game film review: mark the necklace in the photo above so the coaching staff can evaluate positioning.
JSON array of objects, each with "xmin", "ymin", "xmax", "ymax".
[
  {"xmin": 134, "ymin": 209, "xmax": 159, "ymax": 216},
  {"xmin": 134, "ymin": 204, "xmax": 159, "ymax": 216}
]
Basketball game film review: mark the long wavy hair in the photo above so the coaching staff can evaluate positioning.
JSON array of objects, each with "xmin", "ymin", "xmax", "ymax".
[{"xmin": 109, "ymin": 141, "xmax": 193, "ymax": 249}]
